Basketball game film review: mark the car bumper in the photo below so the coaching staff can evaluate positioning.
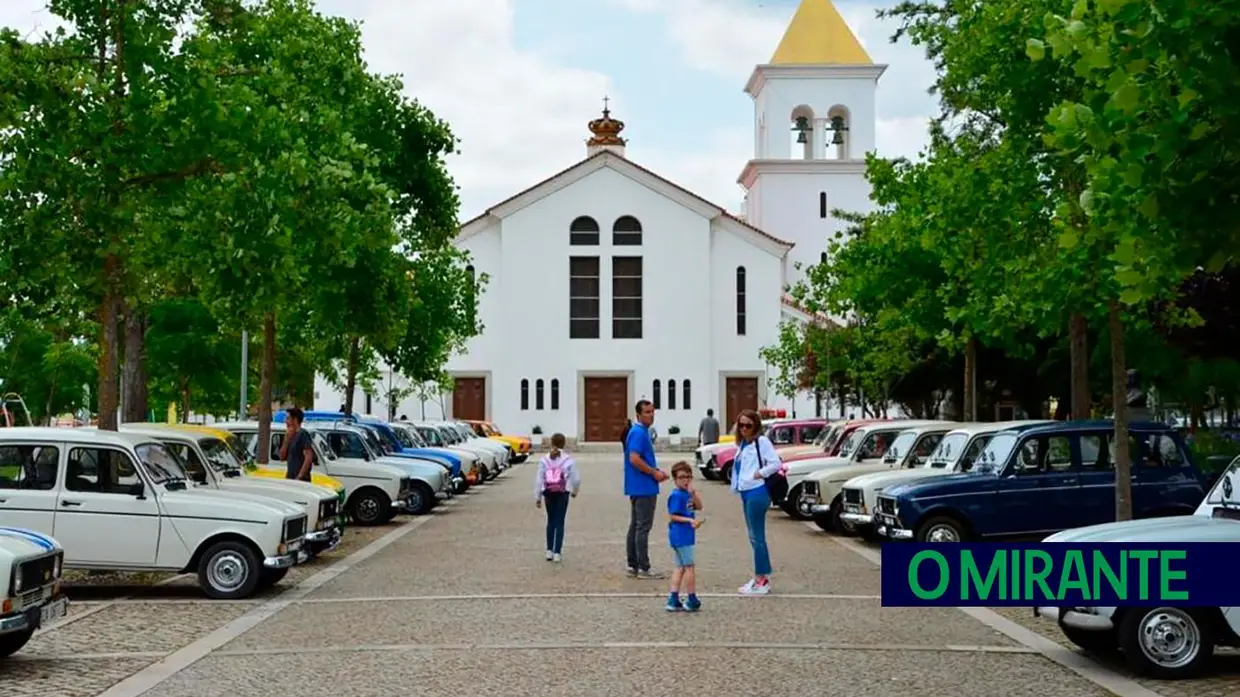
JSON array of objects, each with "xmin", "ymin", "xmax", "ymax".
[
  {"xmin": 1034, "ymin": 606, "xmax": 1114, "ymax": 630},
  {"xmin": 0, "ymin": 594, "xmax": 67, "ymax": 635},
  {"xmin": 265, "ymin": 540, "xmax": 303, "ymax": 568},
  {"xmin": 306, "ymin": 526, "xmax": 342, "ymax": 552},
  {"xmin": 840, "ymin": 512, "xmax": 874, "ymax": 525}
]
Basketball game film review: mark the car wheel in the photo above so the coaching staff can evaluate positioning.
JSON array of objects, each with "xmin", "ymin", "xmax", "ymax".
[
  {"xmin": 408, "ymin": 483, "xmax": 435, "ymax": 515},
  {"xmin": 779, "ymin": 484, "xmax": 800, "ymax": 517},
  {"xmin": 702, "ymin": 468, "xmax": 718, "ymax": 481},
  {"xmin": 349, "ymin": 489, "xmax": 391, "ymax": 526},
  {"xmin": 259, "ymin": 567, "xmax": 290, "ymax": 589},
  {"xmin": 197, "ymin": 540, "xmax": 262, "ymax": 600},
  {"xmin": 454, "ymin": 478, "xmax": 470, "ymax": 495},
  {"xmin": 721, "ymin": 464, "xmax": 733, "ymax": 485},
  {"xmin": 0, "ymin": 628, "xmax": 33, "ymax": 659},
  {"xmin": 830, "ymin": 495, "xmax": 857, "ymax": 535},
  {"xmin": 1060, "ymin": 624, "xmax": 1118, "ymax": 655},
  {"xmin": 1118, "ymin": 607, "xmax": 1213, "ymax": 679},
  {"xmin": 915, "ymin": 516, "xmax": 967, "ymax": 543}
]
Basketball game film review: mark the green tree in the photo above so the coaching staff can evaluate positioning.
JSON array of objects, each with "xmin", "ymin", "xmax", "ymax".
[
  {"xmin": 145, "ymin": 298, "xmax": 239, "ymax": 421},
  {"xmin": 0, "ymin": 313, "xmax": 96, "ymax": 424}
]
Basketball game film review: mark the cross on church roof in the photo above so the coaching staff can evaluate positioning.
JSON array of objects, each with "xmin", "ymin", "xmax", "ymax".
[{"xmin": 603, "ymin": 95, "xmax": 610, "ymax": 116}]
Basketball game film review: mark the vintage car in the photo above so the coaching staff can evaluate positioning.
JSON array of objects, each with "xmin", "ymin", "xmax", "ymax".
[
  {"xmin": 289, "ymin": 412, "xmax": 469, "ymax": 481},
  {"xmin": 464, "ymin": 420, "xmax": 532, "ymax": 463},
  {"xmin": 835, "ymin": 421, "xmax": 1051, "ymax": 535},
  {"xmin": 782, "ymin": 420, "xmax": 946, "ymax": 519},
  {"xmin": 385, "ymin": 420, "xmax": 485, "ymax": 484},
  {"xmin": 0, "ymin": 428, "xmax": 307, "ymax": 599},
  {"xmin": 415, "ymin": 420, "xmax": 504, "ymax": 478},
  {"xmin": 874, "ymin": 420, "xmax": 1207, "ymax": 543},
  {"xmin": 709, "ymin": 418, "xmax": 828, "ymax": 484},
  {"xmin": 779, "ymin": 419, "xmax": 882, "ymax": 462},
  {"xmin": 798, "ymin": 422, "xmax": 954, "ymax": 532},
  {"xmin": 350, "ymin": 421, "xmax": 469, "ymax": 491},
  {"xmin": 116, "ymin": 425, "xmax": 343, "ymax": 556},
  {"xmin": 1032, "ymin": 454, "xmax": 1240, "ymax": 679},
  {"xmin": 443, "ymin": 421, "xmax": 510, "ymax": 473},
  {"xmin": 307, "ymin": 423, "xmax": 457, "ymax": 505},
  {"xmin": 0, "ymin": 527, "xmax": 67, "ymax": 659},
  {"xmin": 695, "ymin": 419, "xmax": 801, "ymax": 481},
  {"xmin": 216, "ymin": 421, "xmax": 427, "ymax": 524}
]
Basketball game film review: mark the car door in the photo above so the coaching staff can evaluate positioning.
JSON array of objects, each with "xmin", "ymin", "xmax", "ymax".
[
  {"xmin": 992, "ymin": 434, "xmax": 1081, "ymax": 537},
  {"xmin": 1130, "ymin": 432, "xmax": 1199, "ymax": 514},
  {"xmin": 907, "ymin": 432, "xmax": 947, "ymax": 468},
  {"xmin": 1074, "ymin": 433, "xmax": 1116, "ymax": 528},
  {"xmin": 0, "ymin": 442, "xmax": 61, "ymax": 534},
  {"xmin": 53, "ymin": 445, "xmax": 160, "ymax": 567},
  {"xmin": 854, "ymin": 429, "xmax": 899, "ymax": 465}
]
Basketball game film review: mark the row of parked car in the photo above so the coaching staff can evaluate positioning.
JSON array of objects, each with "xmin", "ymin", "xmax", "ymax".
[
  {"xmin": 696, "ymin": 416, "xmax": 1238, "ymax": 679},
  {"xmin": 0, "ymin": 412, "xmax": 533, "ymax": 661}
]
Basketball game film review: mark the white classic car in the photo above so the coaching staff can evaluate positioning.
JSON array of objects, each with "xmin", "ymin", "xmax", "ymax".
[
  {"xmin": 305, "ymin": 423, "xmax": 454, "ymax": 507},
  {"xmin": 439, "ymin": 421, "xmax": 510, "ymax": 475},
  {"xmin": 1032, "ymin": 455, "xmax": 1240, "ymax": 679},
  {"xmin": 798, "ymin": 423, "xmax": 954, "ymax": 533},
  {"xmin": 0, "ymin": 428, "xmax": 307, "ymax": 599},
  {"xmin": 0, "ymin": 526, "xmax": 66, "ymax": 659},
  {"xmin": 835, "ymin": 421, "xmax": 1052, "ymax": 533},
  {"xmin": 116, "ymin": 425, "xmax": 343, "ymax": 556},
  {"xmin": 216, "ymin": 422, "xmax": 428, "ymax": 525},
  {"xmin": 784, "ymin": 421, "xmax": 950, "ymax": 517}
]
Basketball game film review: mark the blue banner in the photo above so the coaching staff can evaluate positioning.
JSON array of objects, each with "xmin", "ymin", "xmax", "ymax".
[{"xmin": 879, "ymin": 543, "xmax": 1240, "ymax": 607}]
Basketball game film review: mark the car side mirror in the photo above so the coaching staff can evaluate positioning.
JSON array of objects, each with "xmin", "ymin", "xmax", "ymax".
[
  {"xmin": 960, "ymin": 457, "xmax": 974, "ymax": 471},
  {"xmin": 129, "ymin": 481, "xmax": 145, "ymax": 498}
]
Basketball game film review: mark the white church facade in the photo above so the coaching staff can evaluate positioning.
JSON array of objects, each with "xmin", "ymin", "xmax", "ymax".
[{"xmin": 315, "ymin": 0, "xmax": 886, "ymax": 441}]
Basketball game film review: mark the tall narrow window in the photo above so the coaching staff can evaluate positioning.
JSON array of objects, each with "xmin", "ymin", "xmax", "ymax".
[
  {"xmin": 520, "ymin": 379, "xmax": 529, "ymax": 410},
  {"xmin": 570, "ymin": 216, "xmax": 600, "ymax": 245},
  {"xmin": 652, "ymin": 379, "xmax": 662, "ymax": 409},
  {"xmin": 612, "ymin": 256, "xmax": 643, "ymax": 338},
  {"xmin": 466, "ymin": 264, "xmax": 475, "ymax": 283},
  {"xmin": 668, "ymin": 380, "xmax": 677, "ymax": 410},
  {"xmin": 535, "ymin": 379, "xmax": 545, "ymax": 410},
  {"xmin": 570, "ymin": 256, "xmax": 600, "ymax": 338},
  {"xmin": 683, "ymin": 380, "xmax": 691, "ymax": 410},
  {"xmin": 364, "ymin": 392, "xmax": 372, "ymax": 414},
  {"xmin": 820, "ymin": 252, "xmax": 827, "ymax": 264},
  {"xmin": 550, "ymin": 379, "xmax": 560, "ymax": 410},
  {"xmin": 819, "ymin": 192, "xmax": 827, "ymax": 218},
  {"xmin": 736, "ymin": 266, "xmax": 747, "ymax": 335},
  {"xmin": 612, "ymin": 215, "xmax": 643, "ymax": 245}
]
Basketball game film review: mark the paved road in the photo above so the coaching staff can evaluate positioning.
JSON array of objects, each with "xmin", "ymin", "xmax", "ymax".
[{"xmin": 2, "ymin": 453, "xmax": 1223, "ymax": 696}]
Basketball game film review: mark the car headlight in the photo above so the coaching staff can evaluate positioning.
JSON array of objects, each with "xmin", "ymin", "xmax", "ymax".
[
  {"xmin": 13, "ymin": 571, "xmax": 22, "ymax": 594},
  {"xmin": 54, "ymin": 553, "xmax": 63, "ymax": 578}
]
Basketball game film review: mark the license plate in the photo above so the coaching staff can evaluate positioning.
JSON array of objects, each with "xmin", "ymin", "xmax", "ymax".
[
  {"xmin": 40, "ymin": 597, "xmax": 67, "ymax": 626},
  {"xmin": 843, "ymin": 503, "xmax": 861, "ymax": 514}
]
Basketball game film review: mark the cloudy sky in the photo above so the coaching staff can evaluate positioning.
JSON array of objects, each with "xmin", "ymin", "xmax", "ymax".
[{"xmin": 1, "ymin": 0, "xmax": 939, "ymax": 220}]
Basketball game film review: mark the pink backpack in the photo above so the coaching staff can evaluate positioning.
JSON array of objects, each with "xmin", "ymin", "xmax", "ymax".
[{"xmin": 543, "ymin": 454, "xmax": 569, "ymax": 492}]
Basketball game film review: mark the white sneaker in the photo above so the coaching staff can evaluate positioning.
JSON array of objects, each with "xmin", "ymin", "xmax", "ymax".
[
  {"xmin": 552, "ymin": 553, "xmax": 562, "ymax": 563},
  {"xmin": 545, "ymin": 550, "xmax": 554, "ymax": 561},
  {"xmin": 738, "ymin": 579, "xmax": 771, "ymax": 596}
]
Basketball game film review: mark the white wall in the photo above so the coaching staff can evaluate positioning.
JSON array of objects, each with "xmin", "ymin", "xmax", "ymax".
[
  {"xmin": 751, "ymin": 169, "xmax": 872, "ymax": 286},
  {"xmin": 754, "ymin": 72, "xmax": 879, "ymax": 160}
]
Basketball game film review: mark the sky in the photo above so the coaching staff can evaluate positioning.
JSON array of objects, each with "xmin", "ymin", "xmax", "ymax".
[{"xmin": 0, "ymin": 0, "xmax": 940, "ymax": 221}]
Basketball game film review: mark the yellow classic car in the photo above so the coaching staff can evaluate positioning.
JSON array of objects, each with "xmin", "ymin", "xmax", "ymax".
[
  {"xmin": 465, "ymin": 420, "xmax": 531, "ymax": 463},
  {"xmin": 129, "ymin": 422, "xmax": 347, "ymax": 496}
]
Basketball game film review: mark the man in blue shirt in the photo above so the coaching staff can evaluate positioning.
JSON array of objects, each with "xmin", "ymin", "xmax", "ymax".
[{"xmin": 624, "ymin": 399, "xmax": 667, "ymax": 578}]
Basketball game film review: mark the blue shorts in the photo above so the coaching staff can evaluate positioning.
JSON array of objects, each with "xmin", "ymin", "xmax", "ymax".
[{"xmin": 671, "ymin": 545, "xmax": 695, "ymax": 567}]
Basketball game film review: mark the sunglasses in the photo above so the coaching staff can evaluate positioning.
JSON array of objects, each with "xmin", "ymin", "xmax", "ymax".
[
  {"xmin": 739, "ymin": 421, "xmax": 755, "ymax": 430},
  {"xmin": 675, "ymin": 473, "xmax": 693, "ymax": 480}
]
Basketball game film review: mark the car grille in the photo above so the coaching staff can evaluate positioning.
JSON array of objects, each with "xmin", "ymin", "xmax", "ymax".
[
  {"xmin": 802, "ymin": 480, "xmax": 818, "ymax": 497},
  {"xmin": 284, "ymin": 516, "xmax": 307, "ymax": 542},
  {"xmin": 399, "ymin": 477, "xmax": 412, "ymax": 496},
  {"xmin": 877, "ymin": 496, "xmax": 897, "ymax": 516},
  {"xmin": 13, "ymin": 553, "xmax": 59, "ymax": 595},
  {"xmin": 319, "ymin": 498, "xmax": 338, "ymax": 521},
  {"xmin": 843, "ymin": 488, "xmax": 862, "ymax": 505}
]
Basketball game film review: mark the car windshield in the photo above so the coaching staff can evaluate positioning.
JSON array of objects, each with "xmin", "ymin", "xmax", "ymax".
[
  {"xmin": 136, "ymin": 442, "xmax": 189, "ymax": 484},
  {"xmin": 307, "ymin": 431, "xmax": 337, "ymax": 461},
  {"xmin": 390, "ymin": 426, "xmax": 416, "ymax": 448},
  {"xmin": 973, "ymin": 433, "xmax": 1018, "ymax": 475},
  {"xmin": 418, "ymin": 427, "xmax": 442, "ymax": 445},
  {"xmin": 224, "ymin": 434, "xmax": 256, "ymax": 467},
  {"xmin": 198, "ymin": 438, "xmax": 243, "ymax": 471},
  {"xmin": 814, "ymin": 425, "xmax": 836, "ymax": 447},
  {"xmin": 361, "ymin": 428, "xmax": 389, "ymax": 454},
  {"xmin": 455, "ymin": 425, "xmax": 473, "ymax": 440},
  {"xmin": 1206, "ymin": 455, "xmax": 1240, "ymax": 507},
  {"xmin": 438, "ymin": 427, "xmax": 459, "ymax": 444},
  {"xmin": 482, "ymin": 423, "xmax": 498, "ymax": 436},
  {"xmin": 926, "ymin": 433, "xmax": 969, "ymax": 468},
  {"xmin": 836, "ymin": 430, "xmax": 862, "ymax": 458},
  {"xmin": 883, "ymin": 431, "xmax": 918, "ymax": 464}
]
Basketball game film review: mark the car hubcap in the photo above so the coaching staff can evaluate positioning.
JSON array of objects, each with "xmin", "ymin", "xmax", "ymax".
[
  {"xmin": 410, "ymin": 491, "xmax": 423, "ymax": 511},
  {"xmin": 208, "ymin": 552, "xmax": 248, "ymax": 592},
  {"xmin": 1138, "ymin": 609, "xmax": 1200, "ymax": 669},
  {"xmin": 358, "ymin": 497, "xmax": 379, "ymax": 521},
  {"xmin": 926, "ymin": 524, "xmax": 959, "ymax": 542}
]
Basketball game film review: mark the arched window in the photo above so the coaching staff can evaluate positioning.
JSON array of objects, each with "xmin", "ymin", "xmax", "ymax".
[
  {"xmin": 668, "ymin": 380, "xmax": 677, "ymax": 410},
  {"xmin": 613, "ymin": 215, "xmax": 642, "ymax": 245},
  {"xmin": 570, "ymin": 216, "xmax": 600, "ymax": 245},
  {"xmin": 683, "ymin": 380, "xmax": 692, "ymax": 410},
  {"xmin": 520, "ymin": 379, "xmax": 529, "ymax": 410},
  {"xmin": 790, "ymin": 105, "xmax": 815, "ymax": 160},
  {"xmin": 819, "ymin": 192, "xmax": 827, "ymax": 218},
  {"xmin": 820, "ymin": 252, "xmax": 827, "ymax": 264},
  {"xmin": 736, "ymin": 266, "xmax": 747, "ymax": 335},
  {"xmin": 652, "ymin": 379, "xmax": 661, "ymax": 409},
  {"xmin": 550, "ymin": 379, "xmax": 560, "ymax": 410},
  {"xmin": 535, "ymin": 379, "xmax": 545, "ymax": 410},
  {"xmin": 466, "ymin": 264, "xmax": 475, "ymax": 283}
]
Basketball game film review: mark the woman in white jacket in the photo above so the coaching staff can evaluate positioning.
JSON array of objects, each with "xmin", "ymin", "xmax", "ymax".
[
  {"xmin": 730, "ymin": 409, "xmax": 782, "ymax": 595},
  {"xmin": 534, "ymin": 433, "xmax": 580, "ymax": 563}
]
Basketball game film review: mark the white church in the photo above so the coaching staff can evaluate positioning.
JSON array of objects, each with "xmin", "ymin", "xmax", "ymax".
[{"xmin": 315, "ymin": 0, "xmax": 886, "ymax": 442}]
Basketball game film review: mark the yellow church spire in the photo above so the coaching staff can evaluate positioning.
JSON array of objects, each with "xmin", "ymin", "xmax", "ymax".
[{"xmin": 769, "ymin": 0, "xmax": 872, "ymax": 66}]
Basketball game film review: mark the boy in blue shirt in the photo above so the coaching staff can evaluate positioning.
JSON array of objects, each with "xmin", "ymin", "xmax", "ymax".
[{"xmin": 666, "ymin": 461, "xmax": 703, "ymax": 612}]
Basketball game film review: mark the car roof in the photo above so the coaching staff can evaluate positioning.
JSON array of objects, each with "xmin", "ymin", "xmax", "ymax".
[
  {"xmin": 999, "ymin": 419, "xmax": 1173, "ymax": 438},
  {"xmin": 213, "ymin": 421, "xmax": 287, "ymax": 432},
  {"xmin": 118, "ymin": 424, "xmax": 197, "ymax": 442},
  {"xmin": 128, "ymin": 422, "xmax": 235, "ymax": 441},
  {"xmin": 855, "ymin": 420, "xmax": 953, "ymax": 433},
  {"xmin": 941, "ymin": 420, "xmax": 1056, "ymax": 437},
  {"xmin": 893, "ymin": 422, "xmax": 959, "ymax": 436},
  {"xmin": 7, "ymin": 426, "xmax": 153, "ymax": 449}
]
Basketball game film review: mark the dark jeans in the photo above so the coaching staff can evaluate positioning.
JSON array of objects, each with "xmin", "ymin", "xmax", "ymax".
[
  {"xmin": 543, "ymin": 491, "xmax": 570, "ymax": 553},
  {"xmin": 626, "ymin": 495, "xmax": 657, "ymax": 571}
]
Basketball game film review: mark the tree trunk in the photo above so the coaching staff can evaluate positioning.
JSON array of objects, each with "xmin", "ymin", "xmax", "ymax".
[
  {"xmin": 963, "ymin": 337, "xmax": 977, "ymax": 421},
  {"xmin": 96, "ymin": 260, "xmax": 122, "ymax": 431},
  {"xmin": 121, "ymin": 307, "xmax": 149, "ymax": 423},
  {"xmin": 342, "ymin": 336, "xmax": 360, "ymax": 414},
  {"xmin": 180, "ymin": 376, "xmax": 192, "ymax": 425},
  {"xmin": 1109, "ymin": 302, "xmax": 1132, "ymax": 521},
  {"xmin": 1069, "ymin": 313, "xmax": 1090, "ymax": 419},
  {"xmin": 257, "ymin": 313, "xmax": 276, "ymax": 464}
]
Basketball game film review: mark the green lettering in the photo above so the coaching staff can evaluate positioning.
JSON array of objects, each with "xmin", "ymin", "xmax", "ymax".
[
  {"xmin": 909, "ymin": 550, "xmax": 949, "ymax": 599},
  {"xmin": 1129, "ymin": 550, "xmax": 1158, "ymax": 600},
  {"xmin": 1011, "ymin": 548, "xmax": 1021, "ymax": 599},
  {"xmin": 1091, "ymin": 549, "xmax": 1127, "ymax": 600},
  {"xmin": 1024, "ymin": 550, "xmax": 1054, "ymax": 600},
  {"xmin": 1159, "ymin": 551, "xmax": 1189, "ymax": 601},
  {"xmin": 1057, "ymin": 550, "xmax": 1091, "ymax": 601},
  {"xmin": 962, "ymin": 550, "xmax": 1005, "ymax": 600}
]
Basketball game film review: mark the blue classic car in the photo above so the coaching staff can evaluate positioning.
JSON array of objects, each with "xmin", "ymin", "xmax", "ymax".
[{"xmin": 874, "ymin": 420, "xmax": 1207, "ymax": 543}]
